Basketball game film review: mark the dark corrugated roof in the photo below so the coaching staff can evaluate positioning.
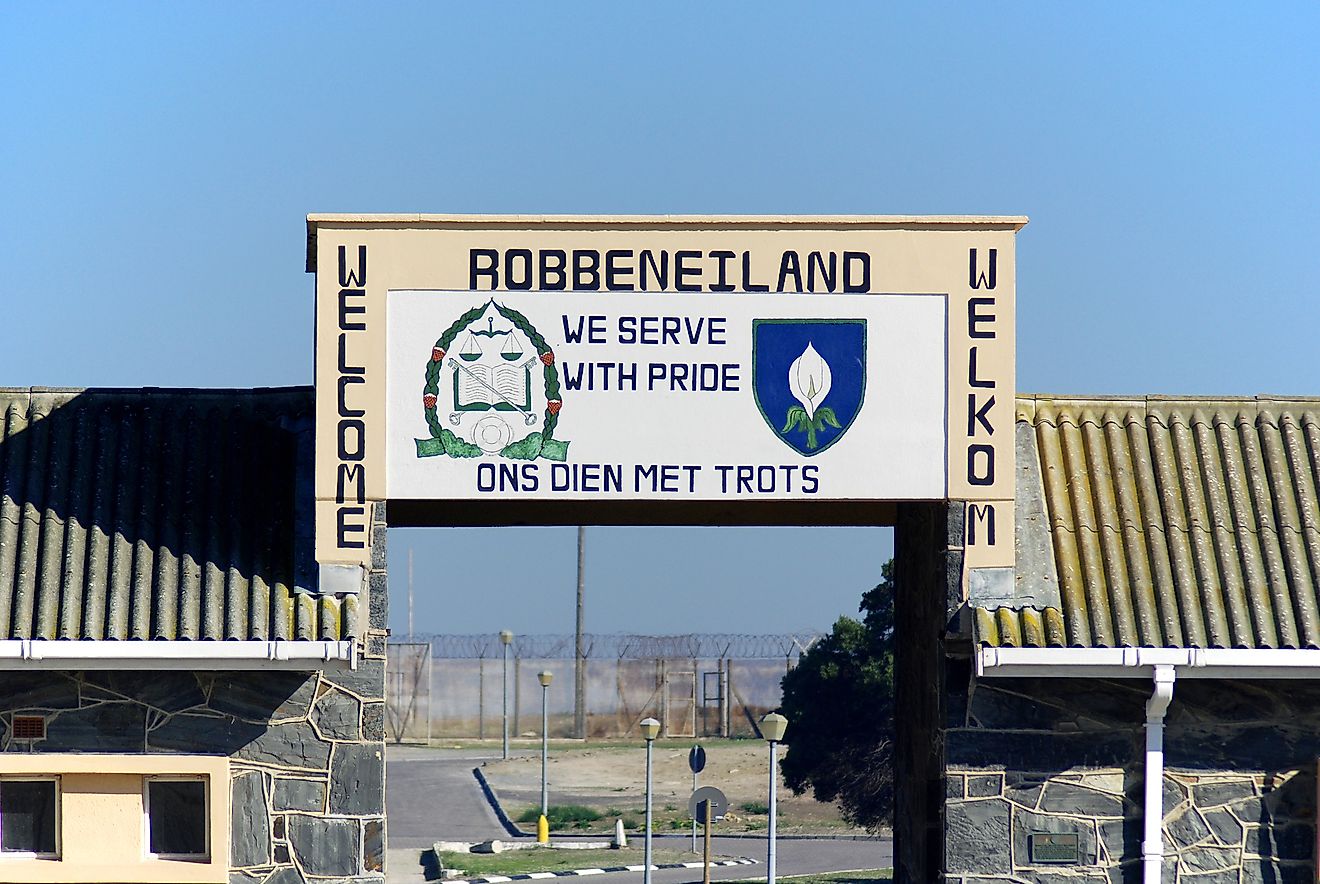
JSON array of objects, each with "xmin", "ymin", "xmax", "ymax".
[
  {"xmin": 974, "ymin": 396, "xmax": 1320, "ymax": 649},
  {"xmin": 0, "ymin": 388, "xmax": 357, "ymax": 642}
]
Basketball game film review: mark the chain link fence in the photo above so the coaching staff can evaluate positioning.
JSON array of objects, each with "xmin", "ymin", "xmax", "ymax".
[{"xmin": 385, "ymin": 632, "xmax": 822, "ymax": 743}]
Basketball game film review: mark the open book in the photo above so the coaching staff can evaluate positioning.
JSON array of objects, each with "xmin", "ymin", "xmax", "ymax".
[{"xmin": 456, "ymin": 364, "xmax": 530, "ymax": 410}]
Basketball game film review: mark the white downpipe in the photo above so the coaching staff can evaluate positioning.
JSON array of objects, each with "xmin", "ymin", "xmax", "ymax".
[{"xmin": 1142, "ymin": 665, "xmax": 1175, "ymax": 884}]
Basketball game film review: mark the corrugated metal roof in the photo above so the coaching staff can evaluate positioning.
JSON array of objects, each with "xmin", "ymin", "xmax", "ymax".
[
  {"xmin": 975, "ymin": 396, "xmax": 1320, "ymax": 650},
  {"xmin": 0, "ymin": 388, "xmax": 357, "ymax": 642}
]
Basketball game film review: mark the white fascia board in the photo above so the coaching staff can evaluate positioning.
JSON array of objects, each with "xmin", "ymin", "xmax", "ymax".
[
  {"xmin": 0, "ymin": 640, "xmax": 357, "ymax": 671},
  {"xmin": 978, "ymin": 646, "xmax": 1320, "ymax": 679}
]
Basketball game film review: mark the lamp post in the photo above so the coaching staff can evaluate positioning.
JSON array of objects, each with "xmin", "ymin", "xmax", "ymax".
[
  {"xmin": 760, "ymin": 712, "xmax": 788, "ymax": 884},
  {"xmin": 500, "ymin": 630, "xmax": 514, "ymax": 760},
  {"xmin": 639, "ymin": 717, "xmax": 661, "ymax": 884},
  {"xmin": 537, "ymin": 670, "xmax": 554, "ymax": 844}
]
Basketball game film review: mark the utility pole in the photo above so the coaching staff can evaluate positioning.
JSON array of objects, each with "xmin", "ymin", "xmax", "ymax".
[
  {"xmin": 574, "ymin": 526, "xmax": 586, "ymax": 739},
  {"xmin": 407, "ymin": 548, "xmax": 414, "ymax": 640}
]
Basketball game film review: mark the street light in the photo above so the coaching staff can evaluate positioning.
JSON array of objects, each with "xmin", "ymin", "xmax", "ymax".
[
  {"xmin": 639, "ymin": 717, "xmax": 661, "ymax": 884},
  {"xmin": 537, "ymin": 670, "xmax": 554, "ymax": 844},
  {"xmin": 500, "ymin": 630, "xmax": 514, "ymax": 760},
  {"xmin": 760, "ymin": 712, "xmax": 788, "ymax": 884}
]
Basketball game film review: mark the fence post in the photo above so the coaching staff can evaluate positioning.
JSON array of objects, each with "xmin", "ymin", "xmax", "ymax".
[
  {"xmin": 660, "ymin": 659, "xmax": 669, "ymax": 737},
  {"xmin": 478, "ymin": 657, "xmax": 486, "ymax": 740},
  {"xmin": 719, "ymin": 659, "xmax": 729, "ymax": 738},
  {"xmin": 514, "ymin": 654, "xmax": 522, "ymax": 738},
  {"xmin": 690, "ymin": 664, "xmax": 698, "ymax": 738},
  {"xmin": 727, "ymin": 660, "xmax": 735, "ymax": 735}
]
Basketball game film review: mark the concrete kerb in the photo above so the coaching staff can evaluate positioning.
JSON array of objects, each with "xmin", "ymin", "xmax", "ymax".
[
  {"xmin": 436, "ymin": 856, "xmax": 758, "ymax": 884},
  {"xmin": 474, "ymin": 767, "xmax": 535, "ymax": 838},
  {"xmin": 655, "ymin": 832, "xmax": 887, "ymax": 842}
]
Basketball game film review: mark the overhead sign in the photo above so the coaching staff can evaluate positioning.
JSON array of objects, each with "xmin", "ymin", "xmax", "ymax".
[
  {"xmin": 387, "ymin": 291, "xmax": 944, "ymax": 501},
  {"xmin": 308, "ymin": 215, "xmax": 1023, "ymax": 577}
]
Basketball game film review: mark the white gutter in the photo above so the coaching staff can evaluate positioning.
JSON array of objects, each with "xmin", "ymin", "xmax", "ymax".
[
  {"xmin": 0, "ymin": 640, "xmax": 357, "ymax": 671},
  {"xmin": 978, "ymin": 646, "xmax": 1320, "ymax": 679},
  {"xmin": 1143, "ymin": 666, "xmax": 1175, "ymax": 884}
]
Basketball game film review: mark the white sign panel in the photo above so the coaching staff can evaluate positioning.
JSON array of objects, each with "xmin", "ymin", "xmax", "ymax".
[{"xmin": 387, "ymin": 291, "xmax": 946, "ymax": 500}]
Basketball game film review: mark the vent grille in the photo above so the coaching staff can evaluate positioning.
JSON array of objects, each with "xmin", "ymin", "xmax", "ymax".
[{"xmin": 12, "ymin": 716, "xmax": 45, "ymax": 740}]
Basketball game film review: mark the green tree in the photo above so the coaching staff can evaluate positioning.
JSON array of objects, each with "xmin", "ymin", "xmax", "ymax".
[{"xmin": 778, "ymin": 560, "xmax": 895, "ymax": 831}]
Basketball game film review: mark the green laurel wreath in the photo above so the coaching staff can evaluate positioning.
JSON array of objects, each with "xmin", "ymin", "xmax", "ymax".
[{"xmin": 417, "ymin": 301, "xmax": 568, "ymax": 461}]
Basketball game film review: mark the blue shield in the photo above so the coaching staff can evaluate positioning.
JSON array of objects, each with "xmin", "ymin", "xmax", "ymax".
[{"xmin": 752, "ymin": 319, "xmax": 866, "ymax": 456}]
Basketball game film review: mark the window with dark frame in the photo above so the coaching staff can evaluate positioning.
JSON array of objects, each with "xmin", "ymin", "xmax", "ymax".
[
  {"xmin": 0, "ymin": 779, "xmax": 58, "ymax": 856},
  {"xmin": 146, "ymin": 778, "xmax": 208, "ymax": 859}
]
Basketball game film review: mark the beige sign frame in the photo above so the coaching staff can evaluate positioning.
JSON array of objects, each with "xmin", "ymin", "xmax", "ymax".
[{"xmin": 307, "ymin": 214, "xmax": 1025, "ymax": 584}]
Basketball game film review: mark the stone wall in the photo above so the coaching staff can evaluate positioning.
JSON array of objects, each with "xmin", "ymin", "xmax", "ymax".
[
  {"xmin": 0, "ymin": 505, "xmax": 389, "ymax": 884},
  {"xmin": 944, "ymin": 660, "xmax": 1318, "ymax": 883}
]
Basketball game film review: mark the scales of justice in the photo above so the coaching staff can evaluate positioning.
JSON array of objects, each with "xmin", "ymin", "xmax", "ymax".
[{"xmin": 443, "ymin": 307, "xmax": 545, "ymax": 454}]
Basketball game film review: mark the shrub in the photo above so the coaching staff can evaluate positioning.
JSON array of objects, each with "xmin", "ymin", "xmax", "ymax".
[{"xmin": 741, "ymin": 801, "xmax": 769, "ymax": 815}]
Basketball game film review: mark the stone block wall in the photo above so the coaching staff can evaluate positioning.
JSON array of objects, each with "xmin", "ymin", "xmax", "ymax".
[
  {"xmin": 0, "ymin": 505, "xmax": 389, "ymax": 884},
  {"xmin": 944, "ymin": 660, "xmax": 1318, "ymax": 883}
]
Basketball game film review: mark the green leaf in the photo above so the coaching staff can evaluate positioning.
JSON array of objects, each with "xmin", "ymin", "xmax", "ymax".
[
  {"xmin": 540, "ymin": 439, "xmax": 569, "ymax": 461},
  {"xmin": 781, "ymin": 405, "xmax": 807, "ymax": 433},
  {"xmin": 438, "ymin": 429, "xmax": 483, "ymax": 458},
  {"xmin": 415, "ymin": 437, "xmax": 446, "ymax": 458},
  {"xmin": 500, "ymin": 432, "xmax": 544, "ymax": 461},
  {"xmin": 819, "ymin": 407, "xmax": 841, "ymax": 429}
]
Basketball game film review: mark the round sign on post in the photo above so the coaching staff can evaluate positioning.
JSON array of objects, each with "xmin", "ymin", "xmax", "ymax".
[
  {"xmin": 688, "ymin": 745, "xmax": 706, "ymax": 774},
  {"xmin": 688, "ymin": 786, "xmax": 728, "ymax": 824}
]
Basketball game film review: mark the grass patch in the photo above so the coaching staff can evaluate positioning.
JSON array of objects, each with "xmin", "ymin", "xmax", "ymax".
[
  {"xmin": 741, "ymin": 801, "xmax": 769, "ymax": 814},
  {"xmin": 515, "ymin": 805, "xmax": 602, "ymax": 829},
  {"xmin": 440, "ymin": 847, "xmax": 698, "ymax": 876}
]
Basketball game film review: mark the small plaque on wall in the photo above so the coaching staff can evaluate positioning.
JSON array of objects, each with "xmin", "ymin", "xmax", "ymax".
[{"xmin": 1029, "ymin": 832, "xmax": 1079, "ymax": 864}]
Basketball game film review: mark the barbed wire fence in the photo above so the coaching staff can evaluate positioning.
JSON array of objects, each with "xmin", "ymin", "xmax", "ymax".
[{"xmin": 385, "ymin": 632, "xmax": 822, "ymax": 744}]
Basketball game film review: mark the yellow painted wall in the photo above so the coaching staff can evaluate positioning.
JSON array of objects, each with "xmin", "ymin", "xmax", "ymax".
[{"xmin": 0, "ymin": 755, "xmax": 228, "ymax": 884}]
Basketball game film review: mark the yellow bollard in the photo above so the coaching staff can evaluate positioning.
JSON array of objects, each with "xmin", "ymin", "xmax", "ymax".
[{"xmin": 537, "ymin": 814, "xmax": 550, "ymax": 844}]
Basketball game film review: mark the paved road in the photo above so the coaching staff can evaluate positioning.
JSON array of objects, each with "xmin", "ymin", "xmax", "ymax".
[
  {"xmin": 387, "ymin": 745, "xmax": 516, "ymax": 881},
  {"xmin": 384, "ymin": 746, "xmax": 890, "ymax": 884}
]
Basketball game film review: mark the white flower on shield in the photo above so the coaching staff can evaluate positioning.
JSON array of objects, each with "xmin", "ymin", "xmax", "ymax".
[{"xmin": 788, "ymin": 343, "xmax": 831, "ymax": 419}]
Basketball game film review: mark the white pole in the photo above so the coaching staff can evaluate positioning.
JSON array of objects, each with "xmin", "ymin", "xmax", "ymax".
[
  {"xmin": 768, "ymin": 739, "xmax": 779, "ymax": 884},
  {"xmin": 541, "ymin": 684, "xmax": 550, "ymax": 816},
  {"xmin": 502, "ymin": 641, "xmax": 511, "ymax": 760},
  {"xmin": 691, "ymin": 768, "xmax": 698, "ymax": 853},
  {"xmin": 644, "ymin": 740, "xmax": 654, "ymax": 884},
  {"xmin": 1143, "ymin": 666, "xmax": 1176, "ymax": 884}
]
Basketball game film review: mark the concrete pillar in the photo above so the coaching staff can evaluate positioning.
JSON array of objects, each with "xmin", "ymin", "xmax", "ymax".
[{"xmin": 894, "ymin": 501, "xmax": 962, "ymax": 884}]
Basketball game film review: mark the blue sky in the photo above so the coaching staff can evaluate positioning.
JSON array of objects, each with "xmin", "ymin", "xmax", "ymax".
[{"xmin": 3, "ymin": 4, "xmax": 1317, "ymax": 635}]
